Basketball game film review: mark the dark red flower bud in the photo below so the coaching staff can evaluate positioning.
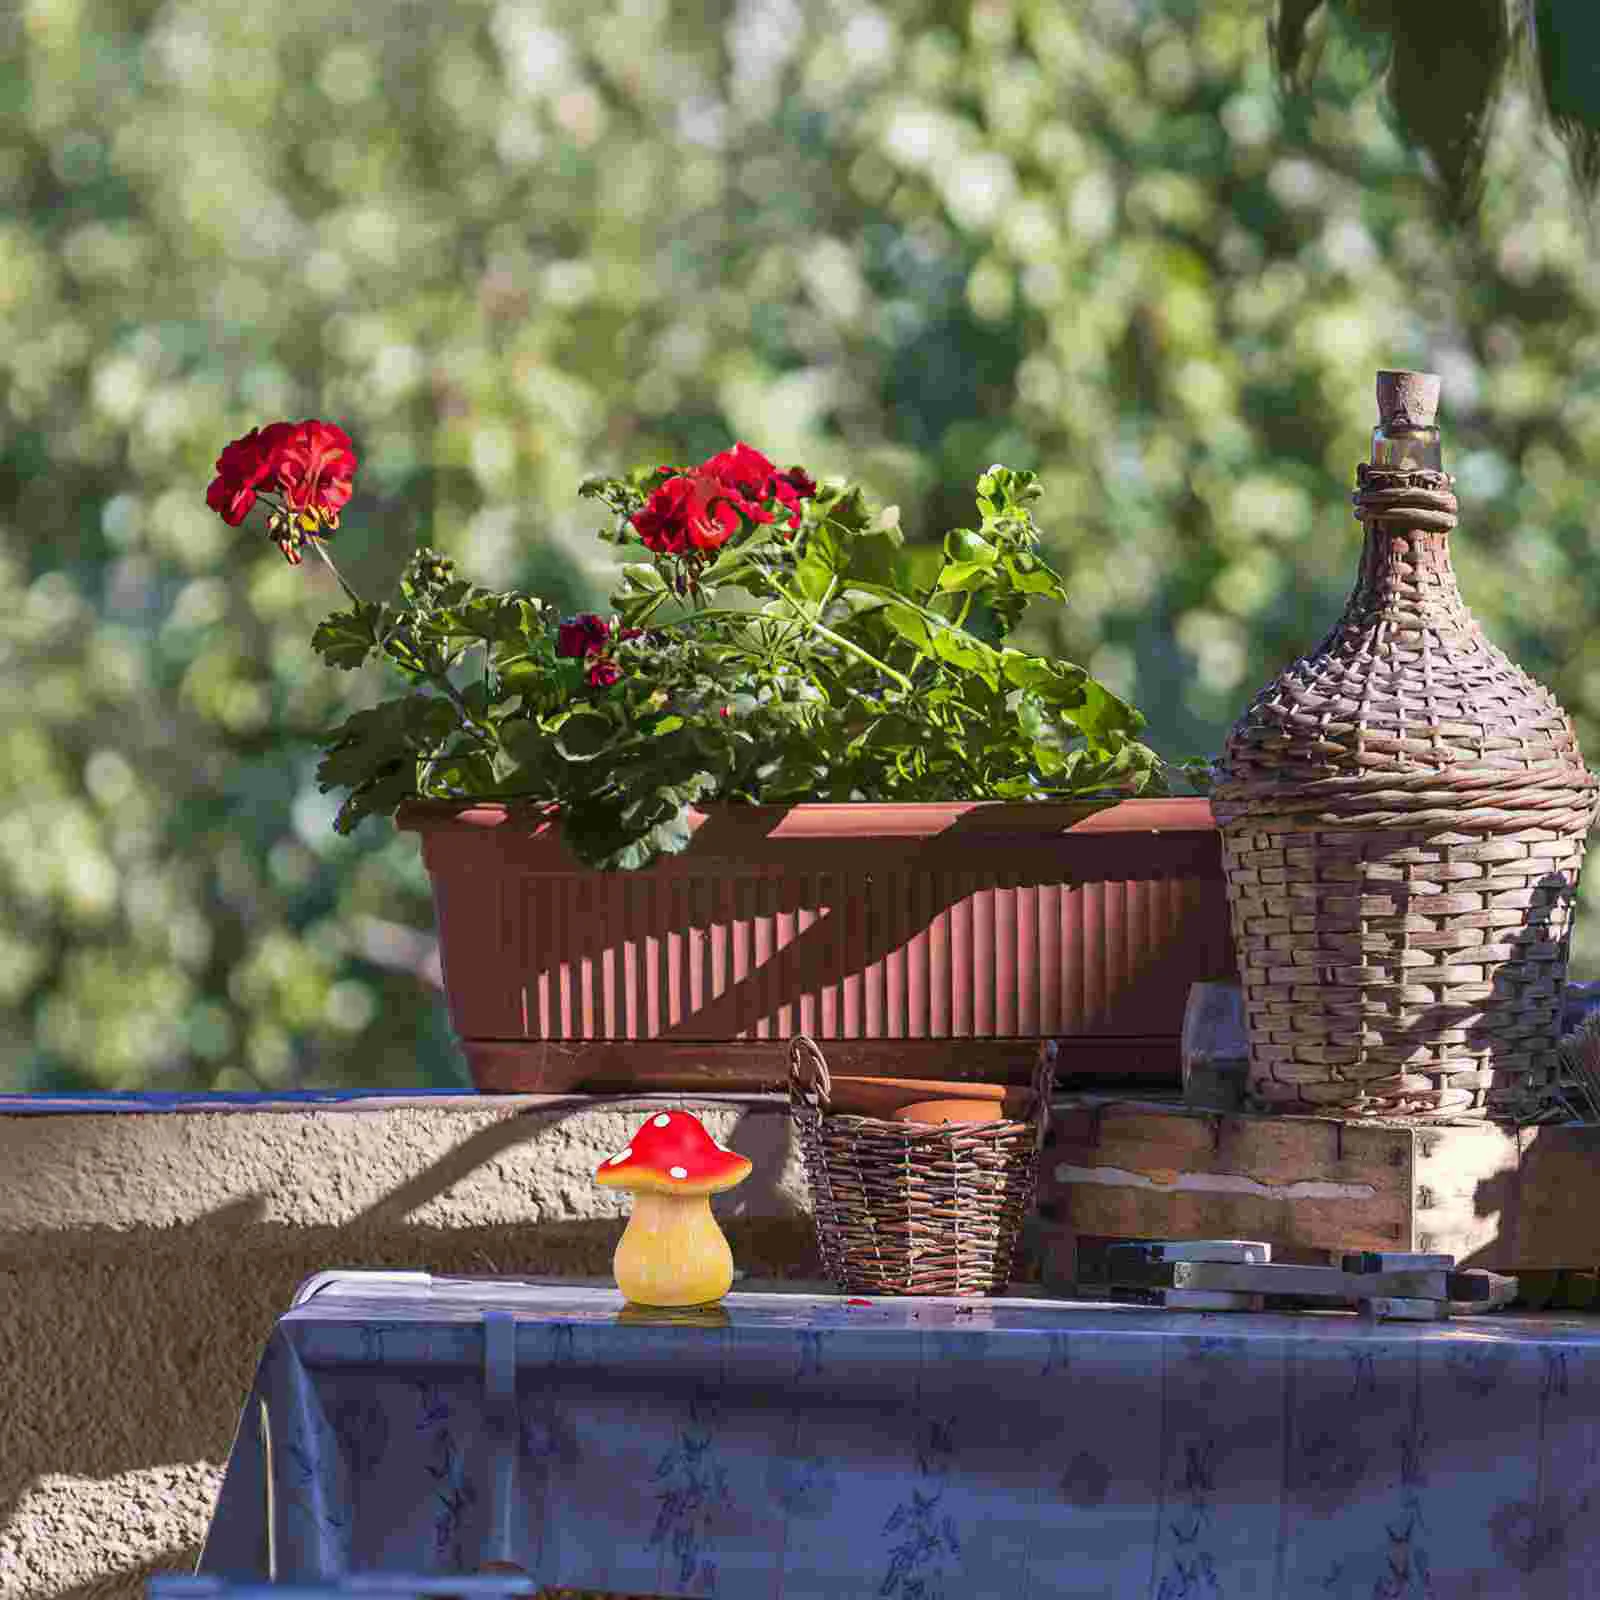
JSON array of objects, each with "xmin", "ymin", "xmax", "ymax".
[{"xmin": 558, "ymin": 614, "xmax": 611, "ymax": 658}]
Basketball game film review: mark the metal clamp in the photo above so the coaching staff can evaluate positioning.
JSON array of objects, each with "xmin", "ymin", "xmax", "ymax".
[{"xmin": 481, "ymin": 1311, "xmax": 519, "ymax": 1570}]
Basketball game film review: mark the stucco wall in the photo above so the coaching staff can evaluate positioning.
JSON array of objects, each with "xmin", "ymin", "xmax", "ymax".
[{"xmin": 0, "ymin": 1098, "xmax": 823, "ymax": 1600}]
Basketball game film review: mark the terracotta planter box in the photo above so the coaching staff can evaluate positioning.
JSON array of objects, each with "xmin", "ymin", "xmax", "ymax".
[{"xmin": 394, "ymin": 797, "xmax": 1235, "ymax": 1093}]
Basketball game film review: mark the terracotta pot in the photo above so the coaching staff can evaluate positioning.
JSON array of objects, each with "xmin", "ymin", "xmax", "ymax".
[
  {"xmin": 825, "ymin": 1074, "xmax": 1026, "ymax": 1119},
  {"xmin": 394, "ymin": 797, "xmax": 1234, "ymax": 1094},
  {"xmin": 891, "ymin": 1098, "xmax": 1009, "ymax": 1124}
]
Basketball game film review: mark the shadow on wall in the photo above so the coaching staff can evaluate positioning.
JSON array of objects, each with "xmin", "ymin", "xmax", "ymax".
[{"xmin": 0, "ymin": 1109, "xmax": 814, "ymax": 1600}]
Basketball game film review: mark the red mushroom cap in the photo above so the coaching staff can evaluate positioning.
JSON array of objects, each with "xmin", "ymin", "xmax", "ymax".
[{"xmin": 593, "ymin": 1110, "xmax": 753, "ymax": 1196}]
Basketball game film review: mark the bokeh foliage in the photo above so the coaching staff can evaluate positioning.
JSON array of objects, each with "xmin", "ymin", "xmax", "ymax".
[{"xmin": 5, "ymin": 0, "xmax": 1600, "ymax": 1089}]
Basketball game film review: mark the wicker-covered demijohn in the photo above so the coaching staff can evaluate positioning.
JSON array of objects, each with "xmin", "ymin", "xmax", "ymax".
[
  {"xmin": 788, "ymin": 1036, "xmax": 1054, "ymax": 1295},
  {"xmin": 1212, "ymin": 370, "xmax": 1599, "ymax": 1123}
]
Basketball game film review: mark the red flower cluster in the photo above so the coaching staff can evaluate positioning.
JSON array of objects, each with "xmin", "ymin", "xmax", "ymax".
[
  {"xmin": 630, "ymin": 443, "xmax": 817, "ymax": 558},
  {"xmin": 556, "ymin": 612, "xmax": 643, "ymax": 689},
  {"xmin": 205, "ymin": 420, "xmax": 358, "ymax": 565}
]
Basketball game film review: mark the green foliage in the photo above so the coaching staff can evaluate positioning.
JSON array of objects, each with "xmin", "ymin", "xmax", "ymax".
[
  {"xmin": 7, "ymin": 0, "xmax": 1600, "ymax": 1088},
  {"xmin": 304, "ymin": 465, "xmax": 1163, "ymax": 871},
  {"xmin": 1274, "ymin": 0, "xmax": 1600, "ymax": 217}
]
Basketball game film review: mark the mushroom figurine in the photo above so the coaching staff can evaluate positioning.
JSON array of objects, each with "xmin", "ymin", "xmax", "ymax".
[{"xmin": 594, "ymin": 1110, "xmax": 753, "ymax": 1307}]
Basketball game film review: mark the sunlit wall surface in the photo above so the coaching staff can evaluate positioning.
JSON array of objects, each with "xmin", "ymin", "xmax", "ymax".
[{"xmin": 5, "ymin": 0, "xmax": 1599, "ymax": 1089}]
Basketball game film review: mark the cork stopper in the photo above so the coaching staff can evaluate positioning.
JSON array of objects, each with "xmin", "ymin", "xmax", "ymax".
[{"xmin": 1376, "ymin": 370, "xmax": 1441, "ymax": 431}]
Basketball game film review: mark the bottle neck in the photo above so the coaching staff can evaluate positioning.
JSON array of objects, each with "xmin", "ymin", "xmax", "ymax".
[
  {"xmin": 1344, "ymin": 453, "xmax": 1470, "ymax": 629},
  {"xmin": 1344, "ymin": 521, "xmax": 1474, "ymax": 630},
  {"xmin": 1370, "ymin": 421, "xmax": 1442, "ymax": 472}
]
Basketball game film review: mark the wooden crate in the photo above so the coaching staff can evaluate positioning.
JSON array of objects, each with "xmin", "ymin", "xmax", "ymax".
[{"xmin": 1030, "ymin": 1097, "xmax": 1600, "ymax": 1287}]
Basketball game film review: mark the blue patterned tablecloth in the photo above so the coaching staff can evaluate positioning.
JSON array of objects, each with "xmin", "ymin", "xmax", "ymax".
[{"xmin": 199, "ymin": 1272, "xmax": 1600, "ymax": 1598}]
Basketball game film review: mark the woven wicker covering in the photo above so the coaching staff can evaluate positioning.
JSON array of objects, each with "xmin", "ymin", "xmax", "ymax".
[
  {"xmin": 1211, "ymin": 372, "xmax": 1598, "ymax": 1123},
  {"xmin": 788, "ymin": 1036, "xmax": 1054, "ymax": 1295}
]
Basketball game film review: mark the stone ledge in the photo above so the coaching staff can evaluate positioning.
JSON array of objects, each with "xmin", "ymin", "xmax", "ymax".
[{"xmin": 0, "ymin": 1097, "xmax": 806, "ymax": 1234}]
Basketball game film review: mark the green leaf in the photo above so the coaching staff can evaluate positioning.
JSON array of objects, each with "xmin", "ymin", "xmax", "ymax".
[
  {"xmin": 815, "ymin": 484, "xmax": 874, "ymax": 532},
  {"xmin": 1388, "ymin": 0, "xmax": 1510, "ymax": 219},
  {"xmin": 1534, "ymin": 0, "xmax": 1600, "ymax": 202},
  {"xmin": 791, "ymin": 516, "xmax": 846, "ymax": 598},
  {"xmin": 311, "ymin": 603, "xmax": 385, "ymax": 669},
  {"xmin": 930, "ymin": 626, "xmax": 999, "ymax": 684},
  {"xmin": 842, "ymin": 526, "xmax": 905, "ymax": 588},
  {"xmin": 935, "ymin": 560, "xmax": 993, "ymax": 593},
  {"xmin": 330, "ymin": 762, "xmax": 418, "ymax": 835},
  {"xmin": 312, "ymin": 695, "xmax": 463, "ymax": 833},
  {"xmin": 1268, "ymin": 0, "xmax": 1328, "ymax": 93},
  {"xmin": 489, "ymin": 743, "xmax": 535, "ymax": 785},
  {"xmin": 794, "ymin": 541, "xmax": 837, "ymax": 604},
  {"xmin": 497, "ymin": 659, "xmax": 548, "ymax": 696},
  {"xmin": 1001, "ymin": 651, "xmax": 1089, "ymax": 703},
  {"xmin": 1002, "ymin": 554, "xmax": 1068, "ymax": 600},
  {"xmin": 628, "ymin": 805, "xmax": 696, "ymax": 864},
  {"xmin": 881, "ymin": 599, "xmax": 937, "ymax": 656},
  {"xmin": 990, "ymin": 776, "xmax": 1036, "ymax": 799},
  {"xmin": 430, "ymin": 593, "xmax": 529, "ymax": 644},
  {"xmin": 424, "ymin": 753, "xmax": 499, "ymax": 794},
  {"xmin": 553, "ymin": 709, "xmax": 618, "ymax": 761},
  {"xmin": 943, "ymin": 529, "xmax": 998, "ymax": 566},
  {"xmin": 1059, "ymin": 677, "xmax": 1148, "ymax": 743}
]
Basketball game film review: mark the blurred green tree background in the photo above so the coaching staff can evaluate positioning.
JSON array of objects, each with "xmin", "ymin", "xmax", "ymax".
[{"xmin": 5, "ymin": 0, "xmax": 1600, "ymax": 1090}]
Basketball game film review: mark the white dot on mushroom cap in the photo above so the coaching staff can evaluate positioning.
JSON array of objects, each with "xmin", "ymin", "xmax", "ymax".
[
  {"xmin": 669, "ymin": 1165, "xmax": 688, "ymax": 1179},
  {"xmin": 653, "ymin": 1114, "xmax": 672, "ymax": 1128},
  {"xmin": 609, "ymin": 1147, "xmax": 632, "ymax": 1165}
]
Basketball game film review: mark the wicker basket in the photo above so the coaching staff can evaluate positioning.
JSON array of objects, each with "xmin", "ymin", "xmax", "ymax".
[
  {"xmin": 1211, "ymin": 370, "xmax": 1599, "ymax": 1124},
  {"xmin": 787, "ymin": 1035, "xmax": 1054, "ymax": 1296}
]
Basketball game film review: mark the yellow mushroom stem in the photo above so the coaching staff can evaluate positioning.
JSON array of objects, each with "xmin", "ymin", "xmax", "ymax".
[{"xmin": 612, "ymin": 1185, "xmax": 736, "ymax": 1308}]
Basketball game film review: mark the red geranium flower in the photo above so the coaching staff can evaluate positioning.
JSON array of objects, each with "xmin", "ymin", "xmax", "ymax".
[
  {"xmin": 205, "ymin": 421, "xmax": 295, "ymax": 526},
  {"xmin": 770, "ymin": 466, "xmax": 818, "ymax": 531},
  {"xmin": 700, "ymin": 443, "xmax": 816, "ymax": 531},
  {"xmin": 631, "ymin": 473, "xmax": 744, "ymax": 555},
  {"xmin": 557, "ymin": 613, "xmax": 612, "ymax": 659},
  {"xmin": 702, "ymin": 442, "xmax": 778, "ymax": 502},
  {"xmin": 276, "ymin": 419, "xmax": 357, "ymax": 534},
  {"xmin": 586, "ymin": 659, "xmax": 622, "ymax": 689},
  {"xmin": 630, "ymin": 444, "xmax": 819, "ymax": 556},
  {"xmin": 205, "ymin": 419, "xmax": 360, "ymax": 564}
]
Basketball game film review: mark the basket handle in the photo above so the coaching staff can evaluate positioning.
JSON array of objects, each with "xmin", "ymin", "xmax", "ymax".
[
  {"xmin": 789, "ymin": 1035, "xmax": 832, "ymax": 1114},
  {"xmin": 1032, "ymin": 1039, "xmax": 1058, "ymax": 1152}
]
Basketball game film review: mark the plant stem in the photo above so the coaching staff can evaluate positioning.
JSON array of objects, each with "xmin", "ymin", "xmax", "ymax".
[
  {"xmin": 308, "ymin": 536, "xmax": 497, "ymax": 746},
  {"xmin": 765, "ymin": 576, "xmax": 914, "ymax": 694},
  {"xmin": 308, "ymin": 536, "xmax": 364, "ymax": 610}
]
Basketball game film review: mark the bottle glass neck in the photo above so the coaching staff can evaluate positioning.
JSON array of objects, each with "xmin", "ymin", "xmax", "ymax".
[{"xmin": 1370, "ymin": 423, "xmax": 1442, "ymax": 472}]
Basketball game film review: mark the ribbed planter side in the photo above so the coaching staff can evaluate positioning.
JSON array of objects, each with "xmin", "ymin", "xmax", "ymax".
[{"xmin": 395, "ymin": 798, "xmax": 1233, "ymax": 1092}]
